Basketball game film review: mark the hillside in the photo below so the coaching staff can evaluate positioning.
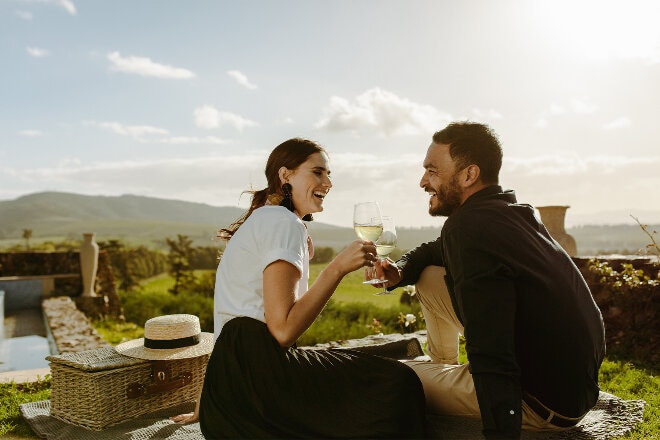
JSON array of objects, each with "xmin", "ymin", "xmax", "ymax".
[
  {"xmin": 0, "ymin": 192, "xmax": 245, "ymax": 247},
  {"xmin": 0, "ymin": 192, "xmax": 657, "ymax": 256}
]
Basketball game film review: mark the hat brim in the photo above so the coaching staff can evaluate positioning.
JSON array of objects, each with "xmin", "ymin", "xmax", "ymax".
[{"xmin": 114, "ymin": 332, "xmax": 214, "ymax": 360}]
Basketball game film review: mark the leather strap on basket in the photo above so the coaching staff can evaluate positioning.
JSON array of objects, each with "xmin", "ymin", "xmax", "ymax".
[{"xmin": 126, "ymin": 361, "xmax": 193, "ymax": 399}]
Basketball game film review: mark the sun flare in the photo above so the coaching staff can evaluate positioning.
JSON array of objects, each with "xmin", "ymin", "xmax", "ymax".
[{"xmin": 530, "ymin": 0, "xmax": 660, "ymax": 62}]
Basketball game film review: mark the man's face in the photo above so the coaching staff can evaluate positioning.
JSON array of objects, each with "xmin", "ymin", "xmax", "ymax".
[{"xmin": 419, "ymin": 143, "xmax": 464, "ymax": 217}]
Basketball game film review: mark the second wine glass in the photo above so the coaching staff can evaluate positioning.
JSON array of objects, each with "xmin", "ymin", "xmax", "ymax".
[
  {"xmin": 353, "ymin": 202, "xmax": 384, "ymax": 286},
  {"xmin": 373, "ymin": 216, "xmax": 397, "ymax": 295}
]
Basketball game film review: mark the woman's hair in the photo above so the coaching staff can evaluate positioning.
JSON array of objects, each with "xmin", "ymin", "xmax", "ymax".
[{"xmin": 218, "ymin": 138, "xmax": 326, "ymax": 240}]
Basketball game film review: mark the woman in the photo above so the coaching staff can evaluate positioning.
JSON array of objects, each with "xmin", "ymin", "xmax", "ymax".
[{"xmin": 172, "ymin": 138, "xmax": 427, "ymax": 438}]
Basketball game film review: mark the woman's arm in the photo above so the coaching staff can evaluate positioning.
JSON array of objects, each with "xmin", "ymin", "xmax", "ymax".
[{"xmin": 264, "ymin": 239, "xmax": 376, "ymax": 347}]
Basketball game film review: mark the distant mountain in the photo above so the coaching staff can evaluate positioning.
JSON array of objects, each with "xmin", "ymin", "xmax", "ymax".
[
  {"xmin": 0, "ymin": 192, "xmax": 657, "ymax": 256},
  {"xmin": 0, "ymin": 192, "xmax": 246, "ymax": 247}
]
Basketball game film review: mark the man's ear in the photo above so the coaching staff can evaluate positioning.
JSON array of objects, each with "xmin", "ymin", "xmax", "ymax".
[{"xmin": 460, "ymin": 164, "xmax": 481, "ymax": 188}]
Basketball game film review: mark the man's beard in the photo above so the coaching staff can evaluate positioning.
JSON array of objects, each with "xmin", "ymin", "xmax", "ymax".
[{"xmin": 429, "ymin": 176, "xmax": 462, "ymax": 217}]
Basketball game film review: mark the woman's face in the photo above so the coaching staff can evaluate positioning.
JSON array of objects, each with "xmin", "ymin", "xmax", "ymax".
[{"xmin": 286, "ymin": 152, "xmax": 332, "ymax": 218}]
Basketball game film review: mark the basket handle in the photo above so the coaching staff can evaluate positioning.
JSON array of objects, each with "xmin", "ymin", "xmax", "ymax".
[{"xmin": 126, "ymin": 361, "xmax": 193, "ymax": 399}]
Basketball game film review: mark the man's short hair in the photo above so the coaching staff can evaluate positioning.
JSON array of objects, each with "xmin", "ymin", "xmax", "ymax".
[{"xmin": 432, "ymin": 122, "xmax": 503, "ymax": 184}]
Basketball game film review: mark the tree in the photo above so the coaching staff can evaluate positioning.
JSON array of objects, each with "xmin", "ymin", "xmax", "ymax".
[
  {"xmin": 99, "ymin": 239, "xmax": 168, "ymax": 290},
  {"xmin": 310, "ymin": 246, "xmax": 334, "ymax": 264},
  {"xmin": 22, "ymin": 228, "xmax": 32, "ymax": 250},
  {"xmin": 166, "ymin": 234, "xmax": 196, "ymax": 295}
]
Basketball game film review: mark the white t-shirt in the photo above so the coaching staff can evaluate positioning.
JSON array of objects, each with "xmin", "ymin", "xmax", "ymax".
[{"xmin": 213, "ymin": 206, "xmax": 310, "ymax": 339}]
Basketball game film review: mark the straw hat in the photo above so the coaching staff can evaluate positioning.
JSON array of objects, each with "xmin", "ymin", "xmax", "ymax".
[{"xmin": 115, "ymin": 314, "xmax": 214, "ymax": 360}]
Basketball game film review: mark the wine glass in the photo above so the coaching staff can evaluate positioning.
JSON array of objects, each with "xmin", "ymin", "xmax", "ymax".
[
  {"xmin": 353, "ymin": 202, "xmax": 383, "ymax": 284},
  {"xmin": 374, "ymin": 216, "xmax": 397, "ymax": 295},
  {"xmin": 353, "ymin": 201, "xmax": 383, "ymax": 242}
]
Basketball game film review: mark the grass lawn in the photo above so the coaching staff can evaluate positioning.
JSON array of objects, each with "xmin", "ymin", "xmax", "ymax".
[
  {"xmin": 1, "ymin": 266, "xmax": 658, "ymax": 438},
  {"xmin": 311, "ymin": 264, "xmax": 403, "ymax": 308}
]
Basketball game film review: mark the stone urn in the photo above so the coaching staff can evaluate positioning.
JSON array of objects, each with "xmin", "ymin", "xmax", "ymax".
[
  {"xmin": 80, "ymin": 232, "xmax": 99, "ymax": 296},
  {"xmin": 537, "ymin": 206, "xmax": 578, "ymax": 257}
]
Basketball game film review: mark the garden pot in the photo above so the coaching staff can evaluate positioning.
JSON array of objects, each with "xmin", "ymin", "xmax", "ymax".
[
  {"xmin": 80, "ymin": 233, "xmax": 99, "ymax": 296},
  {"xmin": 537, "ymin": 205, "xmax": 578, "ymax": 257}
]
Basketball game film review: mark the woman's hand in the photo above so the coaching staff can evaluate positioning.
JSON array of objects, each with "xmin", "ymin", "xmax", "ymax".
[
  {"xmin": 170, "ymin": 394, "xmax": 200, "ymax": 424},
  {"xmin": 329, "ymin": 239, "xmax": 377, "ymax": 276},
  {"xmin": 170, "ymin": 411, "xmax": 198, "ymax": 424}
]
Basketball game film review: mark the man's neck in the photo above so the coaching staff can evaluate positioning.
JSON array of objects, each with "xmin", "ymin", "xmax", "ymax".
[{"xmin": 460, "ymin": 182, "xmax": 495, "ymax": 205}]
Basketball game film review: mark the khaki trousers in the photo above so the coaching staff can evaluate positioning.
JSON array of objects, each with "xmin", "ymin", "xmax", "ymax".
[{"xmin": 403, "ymin": 266, "xmax": 566, "ymax": 431}]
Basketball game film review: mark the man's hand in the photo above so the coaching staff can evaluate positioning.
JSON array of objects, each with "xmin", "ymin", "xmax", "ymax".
[{"xmin": 367, "ymin": 258, "xmax": 402, "ymax": 289}]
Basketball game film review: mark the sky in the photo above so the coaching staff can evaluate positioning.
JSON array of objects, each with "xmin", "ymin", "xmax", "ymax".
[{"xmin": 2, "ymin": 0, "xmax": 660, "ymax": 229}]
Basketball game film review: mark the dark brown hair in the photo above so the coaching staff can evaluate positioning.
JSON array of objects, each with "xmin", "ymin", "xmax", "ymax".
[
  {"xmin": 218, "ymin": 138, "xmax": 326, "ymax": 240},
  {"xmin": 432, "ymin": 122, "xmax": 502, "ymax": 185}
]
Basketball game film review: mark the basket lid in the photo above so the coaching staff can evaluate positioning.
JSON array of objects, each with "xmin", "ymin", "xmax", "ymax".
[{"xmin": 47, "ymin": 346, "xmax": 148, "ymax": 372}]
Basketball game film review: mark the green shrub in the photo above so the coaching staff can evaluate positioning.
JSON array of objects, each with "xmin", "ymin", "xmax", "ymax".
[
  {"xmin": 298, "ymin": 299, "xmax": 424, "ymax": 346},
  {"xmin": 119, "ymin": 289, "xmax": 214, "ymax": 333},
  {"xmin": 119, "ymin": 289, "xmax": 173, "ymax": 325},
  {"xmin": 93, "ymin": 319, "xmax": 144, "ymax": 345},
  {"xmin": 163, "ymin": 293, "xmax": 214, "ymax": 333}
]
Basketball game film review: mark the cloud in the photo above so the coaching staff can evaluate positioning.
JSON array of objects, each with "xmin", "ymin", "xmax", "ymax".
[
  {"xmin": 502, "ymin": 155, "xmax": 660, "ymax": 225},
  {"xmin": 90, "ymin": 121, "xmax": 169, "ymax": 138},
  {"xmin": 4, "ymin": 152, "xmax": 659, "ymax": 229},
  {"xmin": 193, "ymin": 105, "xmax": 258, "ymax": 131},
  {"xmin": 504, "ymin": 154, "xmax": 659, "ymax": 177},
  {"xmin": 53, "ymin": 0, "xmax": 76, "ymax": 15},
  {"xmin": 106, "ymin": 52, "xmax": 195, "ymax": 79},
  {"xmin": 603, "ymin": 117, "xmax": 632, "ymax": 130},
  {"xmin": 4, "ymin": 154, "xmax": 266, "ymax": 208},
  {"xmin": 87, "ymin": 120, "xmax": 226, "ymax": 144},
  {"xmin": 150, "ymin": 136, "xmax": 226, "ymax": 145},
  {"xmin": 22, "ymin": 0, "xmax": 77, "ymax": 15},
  {"xmin": 16, "ymin": 10, "xmax": 33, "ymax": 20},
  {"xmin": 27, "ymin": 47, "xmax": 49, "ymax": 57},
  {"xmin": 533, "ymin": 117, "xmax": 548, "ymax": 129},
  {"xmin": 570, "ymin": 98, "xmax": 597, "ymax": 114},
  {"xmin": 472, "ymin": 108, "xmax": 503, "ymax": 120},
  {"xmin": 549, "ymin": 103, "xmax": 565, "ymax": 114},
  {"xmin": 535, "ymin": 98, "xmax": 598, "ymax": 128},
  {"xmin": 315, "ymin": 87, "xmax": 451, "ymax": 136},
  {"xmin": 227, "ymin": 70, "xmax": 257, "ymax": 90},
  {"xmin": 19, "ymin": 129, "xmax": 43, "ymax": 137}
]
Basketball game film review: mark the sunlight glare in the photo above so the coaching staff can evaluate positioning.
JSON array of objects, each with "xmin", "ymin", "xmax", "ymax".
[{"xmin": 530, "ymin": 0, "xmax": 660, "ymax": 63}]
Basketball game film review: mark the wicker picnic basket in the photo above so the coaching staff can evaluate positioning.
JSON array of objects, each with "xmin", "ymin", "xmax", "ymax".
[{"xmin": 47, "ymin": 346, "xmax": 209, "ymax": 430}]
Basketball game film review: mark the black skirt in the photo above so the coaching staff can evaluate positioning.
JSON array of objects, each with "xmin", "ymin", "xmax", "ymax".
[{"xmin": 199, "ymin": 317, "xmax": 428, "ymax": 439}]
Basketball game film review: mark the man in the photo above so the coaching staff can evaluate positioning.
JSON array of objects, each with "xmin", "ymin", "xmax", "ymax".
[{"xmin": 379, "ymin": 122, "xmax": 605, "ymax": 439}]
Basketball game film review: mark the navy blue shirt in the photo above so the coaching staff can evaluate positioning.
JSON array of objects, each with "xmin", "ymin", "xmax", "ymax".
[{"xmin": 395, "ymin": 186, "xmax": 605, "ymax": 439}]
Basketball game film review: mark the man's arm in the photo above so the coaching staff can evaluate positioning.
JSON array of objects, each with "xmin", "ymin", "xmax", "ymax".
[
  {"xmin": 445, "ymin": 228, "xmax": 522, "ymax": 439},
  {"xmin": 391, "ymin": 235, "xmax": 445, "ymax": 289}
]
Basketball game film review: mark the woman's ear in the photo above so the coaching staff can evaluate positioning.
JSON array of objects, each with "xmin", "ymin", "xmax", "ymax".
[{"xmin": 277, "ymin": 166, "xmax": 289, "ymax": 185}]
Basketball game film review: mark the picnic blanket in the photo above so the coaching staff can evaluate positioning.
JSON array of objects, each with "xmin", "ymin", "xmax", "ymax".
[{"xmin": 20, "ymin": 391, "xmax": 645, "ymax": 440}]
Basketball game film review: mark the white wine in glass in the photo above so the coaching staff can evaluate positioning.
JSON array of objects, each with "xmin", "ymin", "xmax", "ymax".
[
  {"xmin": 353, "ymin": 202, "xmax": 383, "ymax": 285},
  {"xmin": 353, "ymin": 202, "xmax": 383, "ymax": 241},
  {"xmin": 354, "ymin": 224, "xmax": 384, "ymax": 242},
  {"xmin": 374, "ymin": 216, "xmax": 397, "ymax": 295}
]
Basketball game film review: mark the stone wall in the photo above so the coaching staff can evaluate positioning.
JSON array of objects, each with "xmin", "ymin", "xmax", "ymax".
[
  {"xmin": 574, "ymin": 256, "xmax": 659, "ymax": 365},
  {"xmin": 0, "ymin": 250, "xmax": 122, "ymax": 320},
  {"xmin": 42, "ymin": 296, "xmax": 109, "ymax": 353}
]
